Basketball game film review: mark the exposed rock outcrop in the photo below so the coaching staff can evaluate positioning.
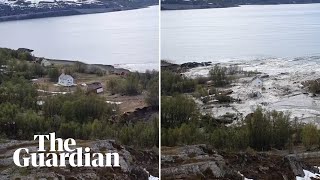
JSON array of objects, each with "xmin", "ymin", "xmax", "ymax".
[
  {"xmin": 161, "ymin": 144, "xmax": 319, "ymax": 179},
  {"xmin": 161, "ymin": 145, "xmax": 239, "ymax": 179},
  {"xmin": 0, "ymin": 140, "xmax": 158, "ymax": 180}
]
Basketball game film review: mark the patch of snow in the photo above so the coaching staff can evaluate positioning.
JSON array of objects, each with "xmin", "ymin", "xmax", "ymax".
[
  {"xmin": 149, "ymin": 175, "xmax": 159, "ymax": 180},
  {"xmin": 296, "ymin": 169, "xmax": 320, "ymax": 180},
  {"xmin": 106, "ymin": 101, "xmax": 122, "ymax": 105},
  {"xmin": 37, "ymin": 89, "xmax": 70, "ymax": 95},
  {"xmin": 36, "ymin": 100, "xmax": 45, "ymax": 106},
  {"xmin": 238, "ymin": 171, "xmax": 253, "ymax": 180}
]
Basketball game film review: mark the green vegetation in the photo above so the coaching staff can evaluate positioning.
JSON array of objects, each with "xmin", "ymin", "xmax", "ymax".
[
  {"xmin": 302, "ymin": 123, "xmax": 319, "ymax": 150},
  {"xmin": 146, "ymin": 74, "xmax": 159, "ymax": 107},
  {"xmin": 162, "ymin": 102, "xmax": 316, "ymax": 151},
  {"xmin": 0, "ymin": 48, "xmax": 158, "ymax": 148},
  {"xmin": 209, "ymin": 64, "xmax": 230, "ymax": 87},
  {"xmin": 161, "ymin": 70, "xmax": 196, "ymax": 95},
  {"xmin": 162, "ymin": 95, "xmax": 198, "ymax": 128},
  {"xmin": 107, "ymin": 70, "xmax": 159, "ymax": 98},
  {"xmin": 161, "ymin": 64, "xmax": 241, "ymax": 97},
  {"xmin": 308, "ymin": 80, "xmax": 320, "ymax": 94},
  {"xmin": 48, "ymin": 67, "xmax": 60, "ymax": 82},
  {"xmin": 246, "ymin": 107, "xmax": 291, "ymax": 150}
]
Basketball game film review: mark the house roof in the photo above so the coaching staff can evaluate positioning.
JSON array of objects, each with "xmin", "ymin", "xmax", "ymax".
[
  {"xmin": 41, "ymin": 59, "xmax": 49, "ymax": 62},
  {"xmin": 87, "ymin": 82, "xmax": 103, "ymax": 90},
  {"xmin": 251, "ymin": 76, "xmax": 262, "ymax": 82},
  {"xmin": 59, "ymin": 73, "xmax": 73, "ymax": 80}
]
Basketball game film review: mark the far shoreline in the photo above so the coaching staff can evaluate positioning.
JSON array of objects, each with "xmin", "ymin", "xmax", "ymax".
[
  {"xmin": 0, "ymin": 4, "xmax": 158, "ymax": 23},
  {"xmin": 47, "ymin": 58, "xmax": 158, "ymax": 73},
  {"xmin": 161, "ymin": 2, "xmax": 320, "ymax": 11}
]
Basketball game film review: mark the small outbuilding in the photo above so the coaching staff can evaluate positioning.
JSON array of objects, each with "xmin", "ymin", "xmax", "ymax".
[{"xmin": 86, "ymin": 82, "xmax": 104, "ymax": 94}]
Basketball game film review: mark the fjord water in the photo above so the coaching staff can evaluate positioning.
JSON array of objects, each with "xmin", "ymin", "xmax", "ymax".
[
  {"xmin": 161, "ymin": 4, "xmax": 320, "ymax": 63},
  {"xmin": 0, "ymin": 6, "xmax": 159, "ymax": 71}
]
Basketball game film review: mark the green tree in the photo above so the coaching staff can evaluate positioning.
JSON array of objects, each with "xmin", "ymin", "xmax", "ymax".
[
  {"xmin": 146, "ymin": 77, "xmax": 159, "ymax": 107},
  {"xmin": 269, "ymin": 110, "xmax": 291, "ymax": 149},
  {"xmin": 48, "ymin": 67, "xmax": 60, "ymax": 82},
  {"xmin": 161, "ymin": 95, "xmax": 198, "ymax": 128},
  {"xmin": 123, "ymin": 74, "xmax": 141, "ymax": 95},
  {"xmin": 161, "ymin": 70, "xmax": 196, "ymax": 95},
  {"xmin": 246, "ymin": 107, "xmax": 272, "ymax": 150},
  {"xmin": 106, "ymin": 77, "xmax": 124, "ymax": 95},
  {"xmin": 209, "ymin": 64, "xmax": 229, "ymax": 87},
  {"xmin": 302, "ymin": 123, "xmax": 319, "ymax": 150},
  {"xmin": 31, "ymin": 63, "xmax": 46, "ymax": 77}
]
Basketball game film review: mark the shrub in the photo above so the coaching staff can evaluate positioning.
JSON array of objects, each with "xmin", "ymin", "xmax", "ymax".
[
  {"xmin": 106, "ymin": 77, "xmax": 124, "ymax": 95},
  {"xmin": 161, "ymin": 95, "xmax": 198, "ymax": 128},
  {"xmin": 309, "ymin": 81, "xmax": 320, "ymax": 94},
  {"xmin": 161, "ymin": 70, "xmax": 196, "ymax": 95},
  {"xmin": 146, "ymin": 77, "xmax": 159, "ymax": 107},
  {"xmin": 302, "ymin": 123, "xmax": 319, "ymax": 150},
  {"xmin": 48, "ymin": 67, "xmax": 60, "ymax": 82},
  {"xmin": 123, "ymin": 74, "xmax": 141, "ymax": 95},
  {"xmin": 209, "ymin": 65, "xmax": 230, "ymax": 87}
]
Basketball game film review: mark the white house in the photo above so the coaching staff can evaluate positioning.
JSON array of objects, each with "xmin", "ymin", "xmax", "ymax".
[
  {"xmin": 41, "ymin": 59, "xmax": 52, "ymax": 67},
  {"xmin": 58, "ymin": 73, "xmax": 74, "ymax": 87},
  {"xmin": 251, "ymin": 76, "xmax": 263, "ymax": 88}
]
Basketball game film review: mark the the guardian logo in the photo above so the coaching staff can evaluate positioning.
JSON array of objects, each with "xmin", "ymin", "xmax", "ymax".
[{"xmin": 13, "ymin": 133, "xmax": 120, "ymax": 168}]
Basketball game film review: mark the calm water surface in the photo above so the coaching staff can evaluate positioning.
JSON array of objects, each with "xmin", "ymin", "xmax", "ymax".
[
  {"xmin": 161, "ymin": 4, "xmax": 320, "ymax": 63},
  {"xmin": 0, "ymin": 6, "xmax": 159, "ymax": 71}
]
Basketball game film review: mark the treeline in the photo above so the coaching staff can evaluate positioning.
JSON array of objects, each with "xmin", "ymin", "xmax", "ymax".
[
  {"xmin": 161, "ymin": 64, "xmax": 245, "ymax": 98},
  {"xmin": 162, "ymin": 95, "xmax": 320, "ymax": 151},
  {"xmin": 0, "ymin": 48, "xmax": 44, "ymax": 82}
]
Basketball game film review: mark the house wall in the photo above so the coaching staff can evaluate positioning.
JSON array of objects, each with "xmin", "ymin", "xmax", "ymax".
[
  {"xmin": 97, "ymin": 88, "xmax": 103, "ymax": 93},
  {"xmin": 252, "ymin": 79, "xmax": 263, "ymax": 87},
  {"xmin": 59, "ymin": 78, "xmax": 73, "ymax": 86}
]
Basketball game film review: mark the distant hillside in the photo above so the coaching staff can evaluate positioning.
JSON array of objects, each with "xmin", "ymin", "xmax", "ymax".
[
  {"xmin": 0, "ymin": 0, "xmax": 158, "ymax": 22},
  {"xmin": 161, "ymin": 0, "xmax": 320, "ymax": 10}
]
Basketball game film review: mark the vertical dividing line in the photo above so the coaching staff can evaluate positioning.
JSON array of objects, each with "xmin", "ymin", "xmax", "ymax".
[{"xmin": 158, "ymin": 0, "xmax": 161, "ymax": 179}]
